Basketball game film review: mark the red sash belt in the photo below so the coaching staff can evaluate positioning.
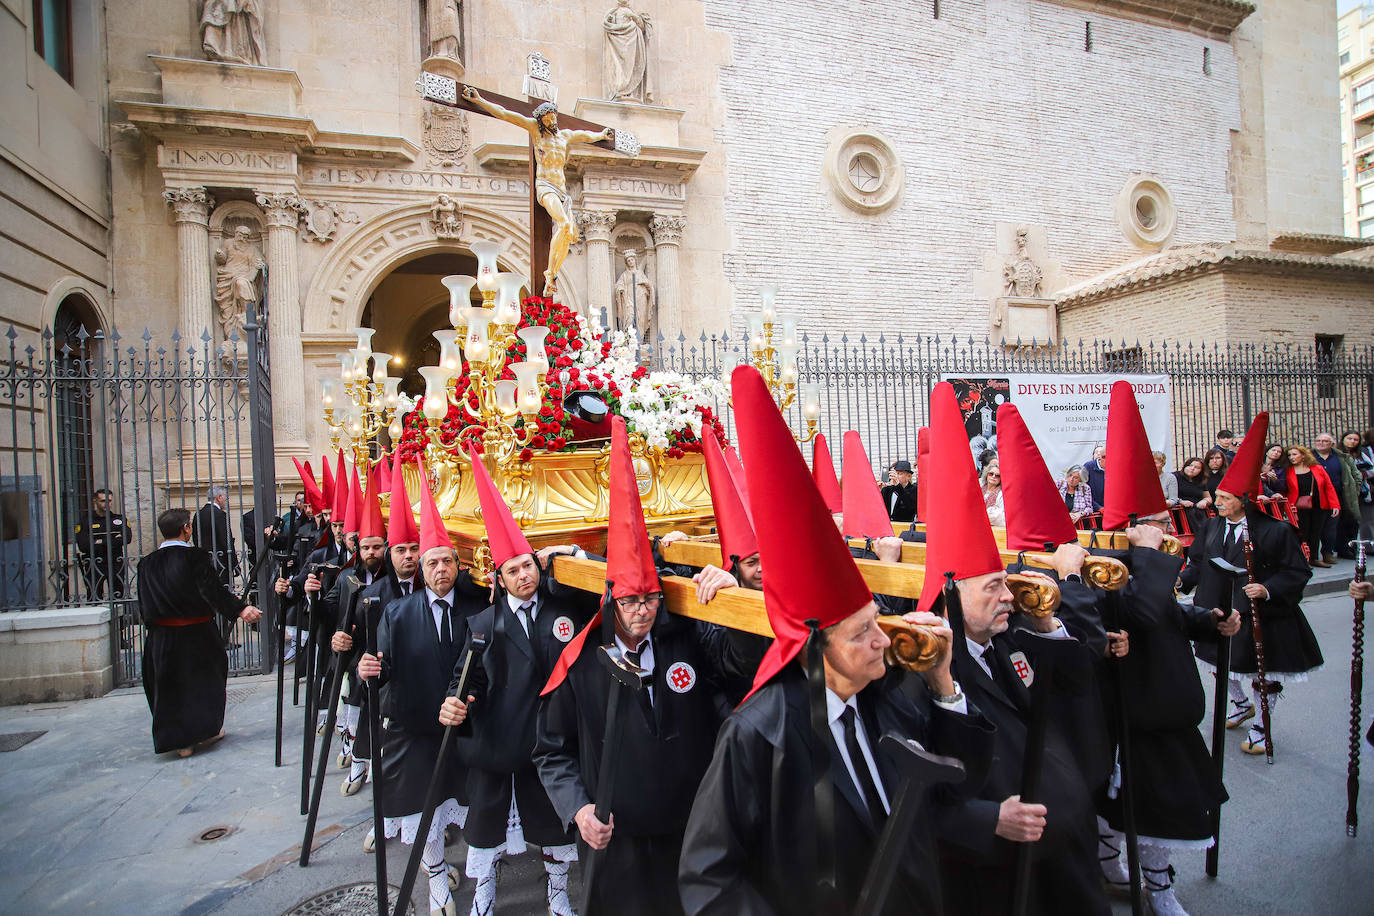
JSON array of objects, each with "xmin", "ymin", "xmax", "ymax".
[{"xmin": 154, "ymin": 616, "xmax": 213, "ymax": 627}]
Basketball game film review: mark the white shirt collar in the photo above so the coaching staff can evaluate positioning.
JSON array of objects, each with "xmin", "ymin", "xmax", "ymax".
[
  {"xmin": 824, "ymin": 687, "xmax": 859, "ymax": 726},
  {"xmin": 505, "ymin": 591, "xmax": 538, "ymax": 616},
  {"xmin": 160, "ymin": 539, "xmax": 192, "ymax": 549},
  {"xmin": 613, "ymin": 632, "xmax": 654, "ymax": 671}
]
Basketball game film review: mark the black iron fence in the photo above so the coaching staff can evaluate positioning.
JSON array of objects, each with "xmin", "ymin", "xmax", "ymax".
[
  {"xmin": 636, "ymin": 326, "xmax": 1374, "ymax": 471},
  {"xmin": 0, "ymin": 313, "xmax": 279, "ymax": 686}
]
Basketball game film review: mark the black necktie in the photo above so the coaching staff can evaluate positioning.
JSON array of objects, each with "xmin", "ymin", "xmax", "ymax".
[
  {"xmin": 437, "ymin": 598, "xmax": 452, "ymax": 654},
  {"xmin": 517, "ymin": 601, "xmax": 534, "ymax": 636},
  {"xmin": 1225, "ymin": 523, "xmax": 1238, "ymax": 549},
  {"xmin": 841, "ymin": 706, "xmax": 887, "ymax": 828},
  {"xmin": 624, "ymin": 648, "xmax": 656, "ymax": 717},
  {"xmin": 400, "ymin": 581, "xmax": 411, "ymax": 596}
]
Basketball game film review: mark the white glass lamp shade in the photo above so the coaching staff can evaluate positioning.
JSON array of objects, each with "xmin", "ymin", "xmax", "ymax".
[
  {"xmin": 370, "ymin": 352, "xmax": 392, "ymax": 385},
  {"xmin": 470, "ymin": 240, "xmax": 507, "ymax": 294},
  {"xmin": 337, "ymin": 351, "xmax": 354, "ymax": 381},
  {"xmin": 719, "ymin": 347, "xmax": 742, "ymax": 375},
  {"xmin": 388, "ymin": 417, "xmax": 404, "ymax": 439},
  {"xmin": 432, "ymin": 330, "xmax": 463, "ymax": 372},
  {"xmin": 777, "ymin": 343, "xmax": 799, "ymax": 384},
  {"xmin": 354, "ymin": 328, "xmax": 375, "ymax": 358},
  {"xmin": 345, "ymin": 403, "xmax": 365, "ymax": 438},
  {"xmin": 418, "ymin": 367, "xmax": 453, "ymax": 420},
  {"xmin": 758, "ymin": 285, "xmax": 778, "ymax": 324},
  {"xmin": 321, "ymin": 377, "xmax": 340, "ymax": 409},
  {"xmin": 747, "ymin": 314, "xmax": 766, "ymax": 353},
  {"xmin": 442, "ymin": 275, "xmax": 478, "ymax": 326},
  {"xmin": 781, "ymin": 317, "xmax": 798, "ymax": 348},
  {"xmin": 495, "ymin": 273, "xmax": 525, "ymax": 325},
  {"xmin": 381, "ymin": 376, "xmax": 401, "ymax": 409},
  {"xmin": 517, "ymin": 326, "xmax": 550, "ymax": 373},
  {"xmin": 495, "ymin": 380, "xmax": 518, "ymax": 417},
  {"xmin": 801, "ymin": 382, "xmax": 822, "ymax": 420},
  {"xmin": 463, "ymin": 307, "xmax": 494, "ymax": 362},
  {"xmin": 350, "ymin": 348, "xmax": 370, "ymax": 379},
  {"xmin": 511, "ymin": 362, "xmax": 543, "ymax": 416}
]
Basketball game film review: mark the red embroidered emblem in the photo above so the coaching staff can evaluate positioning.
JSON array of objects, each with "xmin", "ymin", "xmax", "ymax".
[{"xmin": 667, "ymin": 661, "xmax": 696, "ymax": 693}]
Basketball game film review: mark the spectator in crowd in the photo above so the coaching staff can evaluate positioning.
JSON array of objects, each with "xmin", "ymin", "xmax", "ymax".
[
  {"xmin": 1260, "ymin": 444, "xmax": 1287, "ymax": 500},
  {"xmin": 193, "ymin": 485, "xmax": 238, "ymax": 587},
  {"xmin": 1058, "ymin": 465, "xmax": 1095, "ymax": 522},
  {"xmin": 1356, "ymin": 429, "xmax": 1374, "ymax": 542},
  {"xmin": 1215, "ymin": 428, "xmax": 1237, "ymax": 462},
  {"xmin": 980, "ymin": 461, "xmax": 1005, "ymax": 526},
  {"xmin": 1153, "ymin": 450, "xmax": 1178, "ymax": 506},
  {"xmin": 1201, "ymin": 448, "xmax": 1229, "ymax": 504},
  {"xmin": 1175, "ymin": 455, "xmax": 1212, "ymax": 533},
  {"xmin": 1337, "ymin": 431, "xmax": 1366, "ymax": 555},
  {"xmin": 1083, "ymin": 444, "xmax": 1107, "ymax": 510},
  {"xmin": 1282, "ymin": 444, "xmax": 1340, "ymax": 567},
  {"xmin": 880, "ymin": 460, "xmax": 918, "ymax": 522},
  {"xmin": 978, "ymin": 447, "xmax": 998, "ymax": 471},
  {"xmin": 1312, "ymin": 432, "xmax": 1358, "ymax": 562},
  {"xmin": 75, "ymin": 487, "xmax": 127, "ymax": 600}
]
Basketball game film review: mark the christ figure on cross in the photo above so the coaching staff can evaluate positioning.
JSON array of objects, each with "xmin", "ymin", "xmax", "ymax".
[{"xmin": 462, "ymin": 86, "xmax": 613, "ymax": 295}]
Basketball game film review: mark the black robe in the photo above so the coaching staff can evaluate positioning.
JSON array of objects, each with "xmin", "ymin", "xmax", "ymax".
[
  {"xmin": 678, "ymin": 665, "xmax": 995, "ymax": 916},
  {"xmin": 1184, "ymin": 510, "xmax": 1323, "ymax": 675},
  {"xmin": 534, "ymin": 607, "xmax": 757, "ymax": 915},
  {"xmin": 937, "ymin": 624, "xmax": 1110, "ymax": 916},
  {"xmin": 192, "ymin": 501, "xmax": 238, "ymax": 585},
  {"xmin": 137, "ymin": 545, "xmax": 246, "ymax": 753},
  {"xmin": 344, "ymin": 569, "xmax": 418, "ymax": 761},
  {"xmin": 375, "ymin": 588, "xmax": 482, "ymax": 819},
  {"xmin": 1100, "ymin": 547, "xmax": 1227, "ymax": 841},
  {"xmin": 459, "ymin": 572, "xmax": 595, "ymax": 849}
]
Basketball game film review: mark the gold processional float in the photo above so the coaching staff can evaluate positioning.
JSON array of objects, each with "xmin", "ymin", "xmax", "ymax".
[{"xmin": 315, "ymin": 235, "xmax": 1085, "ymax": 665}]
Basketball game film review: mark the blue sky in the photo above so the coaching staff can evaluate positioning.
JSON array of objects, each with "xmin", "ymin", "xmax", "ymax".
[{"xmin": 1341, "ymin": 0, "xmax": 1364, "ymax": 14}]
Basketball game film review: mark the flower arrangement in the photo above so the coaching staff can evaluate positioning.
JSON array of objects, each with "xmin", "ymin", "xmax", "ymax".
[{"xmin": 395, "ymin": 296, "xmax": 727, "ymax": 463}]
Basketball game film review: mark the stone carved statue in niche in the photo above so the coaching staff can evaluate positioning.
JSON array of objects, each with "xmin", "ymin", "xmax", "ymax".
[
  {"xmin": 1002, "ymin": 228, "xmax": 1044, "ymax": 298},
  {"xmin": 603, "ymin": 0, "xmax": 651, "ymax": 103},
  {"xmin": 430, "ymin": 194, "xmax": 463, "ymax": 239},
  {"xmin": 613, "ymin": 249, "xmax": 655, "ymax": 339},
  {"xmin": 429, "ymin": 0, "xmax": 461, "ymax": 61},
  {"xmin": 199, "ymin": 0, "xmax": 265, "ymax": 67},
  {"xmin": 213, "ymin": 226, "xmax": 265, "ymax": 340}
]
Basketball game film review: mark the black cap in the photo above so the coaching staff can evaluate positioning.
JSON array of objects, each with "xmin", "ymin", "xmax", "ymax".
[{"xmin": 892, "ymin": 460, "xmax": 913, "ymax": 473}]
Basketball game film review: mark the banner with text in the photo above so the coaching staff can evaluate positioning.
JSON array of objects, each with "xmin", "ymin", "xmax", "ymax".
[{"xmin": 939, "ymin": 374, "xmax": 1173, "ymax": 477}]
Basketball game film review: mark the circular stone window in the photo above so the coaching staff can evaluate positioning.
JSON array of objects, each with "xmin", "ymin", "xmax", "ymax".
[
  {"xmin": 1116, "ymin": 175, "xmax": 1176, "ymax": 249},
  {"xmin": 824, "ymin": 129, "xmax": 904, "ymax": 213}
]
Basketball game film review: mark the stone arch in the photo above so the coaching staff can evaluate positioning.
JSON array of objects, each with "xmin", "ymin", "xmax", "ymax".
[
  {"xmin": 303, "ymin": 202, "xmax": 577, "ymax": 333},
  {"xmin": 41, "ymin": 278, "xmax": 109, "ymax": 335}
]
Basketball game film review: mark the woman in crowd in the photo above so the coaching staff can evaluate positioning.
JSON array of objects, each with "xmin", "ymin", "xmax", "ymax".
[
  {"xmin": 1282, "ymin": 444, "xmax": 1340, "ymax": 567},
  {"xmin": 980, "ymin": 461, "xmax": 1005, "ymax": 526},
  {"xmin": 1337, "ymin": 431, "xmax": 1366, "ymax": 550},
  {"xmin": 1058, "ymin": 464, "xmax": 1095, "ymax": 523},
  {"xmin": 1175, "ymin": 456, "xmax": 1211, "ymax": 533},
  {"xmin": 1154, "ymin": 451, "xmax": 1179, "ymax": 506},
  {"xmin": 1201, "ymin": 448, "xmax": 1229, "ymax": 504},
  {"xmin": 1260, "ymin": 443, "xmax": 1287, "ymax": 500},
  {"xmin": 1355, "ymin": 430, "xmax": 1374, "ymax": 541}
]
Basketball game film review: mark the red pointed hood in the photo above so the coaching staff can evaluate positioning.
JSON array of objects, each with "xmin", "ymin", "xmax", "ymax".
[
  {"xmin": 1216, "ymin": 413, "xmax": 1270, "ymax": 501},
  {"xmin": 294, "ymin": 458, "xmax": 327, "ymax": 515},
  {"xmin": 916, "ymin": 427, "xmax": 930, "ymax": 522},
  {"xmin": 703, "ymin": 428, "xmax": 757, "ymax": 570},
  {"xmin": 811, "ymin": 433, "xmax": 842, "ymax": 514},
  {"xmin": 735, "ymin": 366, "xmax": 873, "ymax": 700},
  {"xmin": 371, "ymin": 453, "xmax": 392, "ymax": 497},
  {"xmin": 386, "ymin": 460, "xmax": 420, "ymax": 546},
  {"xmin": 842, "ymin": 431, "xmax": 893, "ymax": 538},
  {"xmin": 1102, "ymin": 381, "xmax": 1168, "ymax": 529},
  {"xmin": 321, "ymin": 455, "xmax": 336, "ymax": 511},
  {"xmin": 416, "ymin": 459, "xmax": 452, "ymax": 556},
  {"xmin": 358, "ymin": 463, "xmax": 386, "ymax": 540},
  {"xmin": 998, "ymin": 404, "xmax": 1080, "ymax": 551},
  {"xmin": 918, "ymin": 383, "xmax": 1004, "ymax": 611},
  {"xmin": 331, "ymin": 451, "xmax": 349, "ymax": 520},
  {"xmin": 342, "ymin": 462, "xmax": 363, "ymax": 534},
  {"xmin": 468, "ymin": 444, "xmax": 535, "ymax": 570},
  {"xmin": 606, "ymin": 416, "xmax": 659, "ymax": 598},
  {"xmin": 722, "ymin": 443, "xmax": 750, "ymax": 508}
]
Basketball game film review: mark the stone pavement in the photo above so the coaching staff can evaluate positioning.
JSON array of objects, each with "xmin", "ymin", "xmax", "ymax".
[{"xmin": 0, "ymin": 580, "xmax": 1370, "ymax": 915}]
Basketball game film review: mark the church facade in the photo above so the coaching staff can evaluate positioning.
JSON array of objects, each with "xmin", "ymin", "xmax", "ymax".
[{"xmin": 4, "ymin": 0, "xmax": 1369, "ymax": 466}]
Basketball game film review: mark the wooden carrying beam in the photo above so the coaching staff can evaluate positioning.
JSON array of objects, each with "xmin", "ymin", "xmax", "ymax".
[
  {"xmin": 660, "ymin": 538, "xmax": 924, "ymax": 599},
  {"xmin": 853, "ymin": 538, "xmax": 1130, "ymax": 592},
  {"xmin": 895, "ymin": 522, "xmax": 1182, "ymax": 557}
]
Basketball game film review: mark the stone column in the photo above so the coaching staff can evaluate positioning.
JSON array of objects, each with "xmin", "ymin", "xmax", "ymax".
[
  {"xmin": 256, "ymin": 191, "xmax": 308, "ymax": 446},
  {"xmin": 163, "ymin": 187, "xmax": 215, "ymax": 345},
  {"xmin": 580, "ymin": 210, "xmax": 617, "ymax": 324},
  {"xmin": 649, "ymin": 214, "xmax": 686, "ymax": 339}
]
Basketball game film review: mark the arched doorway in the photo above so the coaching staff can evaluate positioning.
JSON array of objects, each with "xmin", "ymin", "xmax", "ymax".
[
  {"xmin": 360, "ymin": 248, "xmax": 531, "ymax": 398},
  {"xmin": 52, "ymin": 294, "xmax": 103, "ymax": 600}
]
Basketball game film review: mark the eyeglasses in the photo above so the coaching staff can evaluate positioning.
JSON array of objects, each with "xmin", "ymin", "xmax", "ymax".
[{"xmin": 615, "ymin": 592, "xmax": 663, "ymax": 611}]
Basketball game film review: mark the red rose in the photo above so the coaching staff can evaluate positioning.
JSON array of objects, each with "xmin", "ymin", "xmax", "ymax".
[{"xmin": 519, "ymin": 447, "xmax": 533, "ymax": 461}]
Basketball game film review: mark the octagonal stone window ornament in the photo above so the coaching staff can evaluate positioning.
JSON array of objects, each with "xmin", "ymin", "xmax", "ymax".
[
  {"xmin": 824, "ymin": 129, "xmax": 904, "ymax": 214},
  {"xmin": 1116, "ymin": 174, "xmax": 1177, "ymax": 249}
]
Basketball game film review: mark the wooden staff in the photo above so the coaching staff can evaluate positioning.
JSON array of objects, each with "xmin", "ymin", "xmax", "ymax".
[
  {"xmin": 1348, "ymin": 538, "xmax": 1369, "ymax": 837},
  {"xmin": 1241, "ymin": 531, "xmax": 1274, "ymax": 764}
]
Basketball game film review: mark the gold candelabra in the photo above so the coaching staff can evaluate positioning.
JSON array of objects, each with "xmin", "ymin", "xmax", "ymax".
[
  {"xmin": 321, "ymin": 327, "xmax": 406, "ymax": 483},
  {"xmin": 416, "ymin": 239, "xmax": 552, "ymax": 467},
  {"xmin": 726, "ymin": 285, "xmax": 820, "ymax": 442}
]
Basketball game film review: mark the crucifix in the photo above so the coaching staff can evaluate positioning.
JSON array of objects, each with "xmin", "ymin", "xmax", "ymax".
[{"xmin": 417, "ymin": 56, "xmax": 640, "ymax": 298}]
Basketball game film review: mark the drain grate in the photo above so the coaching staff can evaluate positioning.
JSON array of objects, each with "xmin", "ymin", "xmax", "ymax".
[
  {"xmin": 0, "ymin": 731, "xmax": 46, "ymax": 752},
  {"xmin": 282, "ymin": 883, "xmax": 411, "ymax": 915},
  {"xmin": 196, "ymin": 825, "xmax": 234, "ymax": 843}
]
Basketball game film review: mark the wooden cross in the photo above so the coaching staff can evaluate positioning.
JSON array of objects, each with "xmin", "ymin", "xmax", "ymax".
[{"xmin": 417, "ymin": 59, "xmax": 639, "ymax": 297}]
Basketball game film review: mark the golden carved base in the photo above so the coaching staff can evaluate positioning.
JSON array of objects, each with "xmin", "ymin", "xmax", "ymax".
[{"xmin": 396, "ymin": 442, "xmax": 714, "ymax": 578}]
